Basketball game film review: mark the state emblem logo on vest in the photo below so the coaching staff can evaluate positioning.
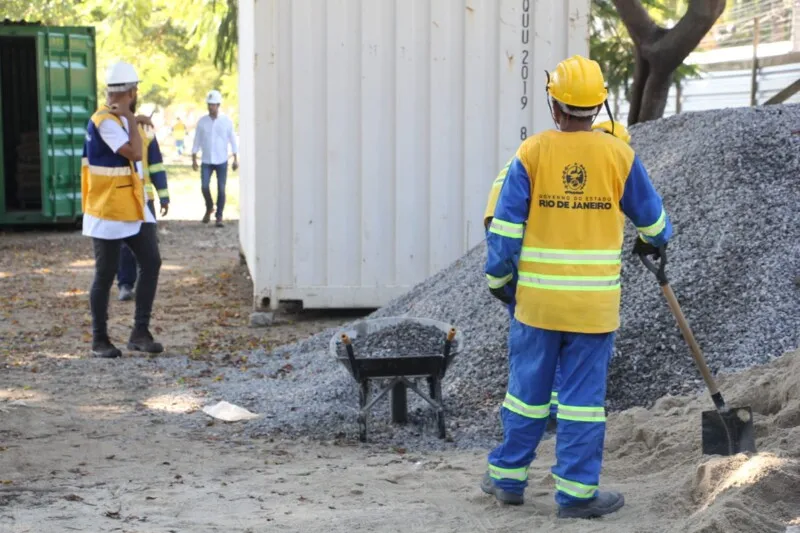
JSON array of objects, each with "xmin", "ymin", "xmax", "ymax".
[{"xmin": 562, "ymin": 163, "xmax": 587, "ymax": 195}]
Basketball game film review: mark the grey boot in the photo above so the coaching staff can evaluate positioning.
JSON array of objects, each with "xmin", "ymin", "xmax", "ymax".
[
  {"xmin": 118, "ymin": 285, "xmax": 134, "ymax": 301},
  {"xmin": 557, "ymin": 491, "xmax": 625, "ymax": 519},
  {"xmin": 480, "ymin": 472, "xmax": 524, "ymax": 505}
]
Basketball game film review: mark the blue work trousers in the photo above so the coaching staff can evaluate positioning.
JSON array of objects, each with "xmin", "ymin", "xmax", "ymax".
[
  {"xmin": 118, "ymin": 200, "xmax": 157, "ymax": 289},
  {"xmin": 487, "ymin": 319, "xmax": 615, "ymax": 507},
  {"xmin": 201, "ymin": 163, "xmax": 228, "ymax": 220},
  {"xmin": 506, "ymin": 302, "xmax": 561, "ymax": 418}
]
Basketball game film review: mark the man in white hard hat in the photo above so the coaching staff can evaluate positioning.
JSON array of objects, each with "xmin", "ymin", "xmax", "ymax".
[
  {"xmin": 191, "ymin": 89, "xmax": 238, "ymax": 227},
  {"xmin": 80, "ymin": 60, "xmax": 164, "ymax": 359}
]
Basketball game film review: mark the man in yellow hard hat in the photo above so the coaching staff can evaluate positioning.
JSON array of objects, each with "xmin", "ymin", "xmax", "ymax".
[
  {"xmin": 481, "ymin": 55, "xmax": 672, "ymax": 518},
  {"xmin": 482, "ymin": 120, "xmax": 634, "ymax": 434}
]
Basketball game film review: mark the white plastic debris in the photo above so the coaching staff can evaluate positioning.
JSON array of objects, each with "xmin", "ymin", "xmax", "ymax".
[{"xmin": 202, "ymin": 401, "xmax": 261, "ymax": 422}]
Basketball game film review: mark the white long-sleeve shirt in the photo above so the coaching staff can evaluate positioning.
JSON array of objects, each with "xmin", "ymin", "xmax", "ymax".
[{"xmin": 191, "ymin": 114, "xmax": 238, "ymax": 165}]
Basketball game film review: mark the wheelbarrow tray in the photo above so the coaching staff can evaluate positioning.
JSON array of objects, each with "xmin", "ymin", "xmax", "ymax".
[
  {"xmin": 340, "ymin": 355, "xmax": 447, "ymax": 379},
  {"xmin": 329, "ymin": 316, "xmax": 462, "ymax": 442}
]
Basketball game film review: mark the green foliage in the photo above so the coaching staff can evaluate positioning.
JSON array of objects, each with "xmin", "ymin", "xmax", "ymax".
[
  {"xmin": 5, "ymin": 0, "xmax": 238, "ymax": 122},
  {"xmin": 591, "ymin": 0, "xmax": 701, "ymax": 101}
]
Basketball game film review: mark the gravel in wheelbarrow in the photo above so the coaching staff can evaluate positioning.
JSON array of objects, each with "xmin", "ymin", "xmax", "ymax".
[{"xmin": 334, "ymin": 322, "xmax": 459, "ymax": 359}]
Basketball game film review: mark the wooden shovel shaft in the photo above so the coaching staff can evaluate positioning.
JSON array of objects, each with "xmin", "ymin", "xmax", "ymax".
[{"xmin": 661, "ymin": 284, "xmax": 720, "ymax": 397}]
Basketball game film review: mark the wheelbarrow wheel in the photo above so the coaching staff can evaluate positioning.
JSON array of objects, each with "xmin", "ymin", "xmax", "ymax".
[
  {"xmin": 357, "ymin": 414, "xmax": 367, "ymax": 443},
  {"xmin": 391, "ymin": 382, "xmax": 408, "ymax": 424}
]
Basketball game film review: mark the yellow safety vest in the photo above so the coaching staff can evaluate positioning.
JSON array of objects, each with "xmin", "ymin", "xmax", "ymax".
[
  {"xmin": 81, "ymin": 107, "xmax": 145, "ymax": 222},
  {"xmin": 514, "ymin": 130, "xmax": 634, "ymax": 333},
  {"xmin": 484, "ymin": 158, "xmax": 513, "ymax": 230}
]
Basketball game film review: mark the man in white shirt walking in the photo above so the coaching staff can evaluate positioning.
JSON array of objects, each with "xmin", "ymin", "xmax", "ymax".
[{"xmin": 191, "ymin": 90, "xmax": 238, "ymax": 227}]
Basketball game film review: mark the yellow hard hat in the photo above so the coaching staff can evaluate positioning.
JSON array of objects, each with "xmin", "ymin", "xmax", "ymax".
[
  {"xmin": 547, "ymin": 55, "xmax": 608, "ymax": 109},
  {"xmin": 592, "ymin": 120, "xmax": 631, "ymax": 144}
]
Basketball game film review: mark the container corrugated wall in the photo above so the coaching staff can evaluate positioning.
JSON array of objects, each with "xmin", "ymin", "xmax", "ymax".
[{"xmin": 238, "ymin": 0, "xmax": 589, "ymax": 309}]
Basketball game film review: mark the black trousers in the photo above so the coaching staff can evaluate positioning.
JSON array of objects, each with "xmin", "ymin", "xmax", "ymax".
[{"xmin": 90, "ymin": 223, "xmax": 161, "ymax": 339}]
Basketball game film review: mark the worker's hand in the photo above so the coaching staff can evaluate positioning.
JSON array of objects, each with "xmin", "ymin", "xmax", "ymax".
[
  {"xmin": 232, "ymin": 159, "xmax": 239, "ymax": 172},
  {"xmin": 632, "ymin": 237, "xmax": 664, "ymax": 258},
  {"xmin": 160, "ymin": 202, "xmax": 169, "ymax": 217},
  {"xmin": 109, "ymin": 96, "xmax": 134, "ymax": 119},
  {"xmin": 489, "ymin": 286, "xmax": 513, "ymax": 305},
  {"xmin": 192, "ymin": 160, "xmax": 199, "ymax": 172},
  {"xmin": 135, "ymin": 114, "xmax": 154, "ymax": 129}
]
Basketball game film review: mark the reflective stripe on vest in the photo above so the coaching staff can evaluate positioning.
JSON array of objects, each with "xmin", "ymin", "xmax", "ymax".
[
  {"xmin": 489, "ymin": 463, "xmax": 528, "ymax": 482},
  {"xmin": 89, "ymin": 165, "xmax": 131, "ymax": 177},
  {"xmin": 520, "ymin": 247, "xmax": 621, "ymax": 265},
  {"xmin": 557, "ymin": 404, "xmax": 606, "ymax": 423},
  {"xmin": 489, "ymin": 218, "xmax": 524, "ymax": 239},
  {"xmin": 553, "ymin": 475, "xmax": 597, "ymax": 499},
  {"xmin": 518, "ymin": 273, "xmax": 620, "ymax": 291}
]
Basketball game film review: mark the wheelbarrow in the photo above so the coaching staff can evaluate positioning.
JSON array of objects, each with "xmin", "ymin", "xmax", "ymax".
[{"xmin": 329, "ymin": 317, "xmax": 462, "ymax": 443}]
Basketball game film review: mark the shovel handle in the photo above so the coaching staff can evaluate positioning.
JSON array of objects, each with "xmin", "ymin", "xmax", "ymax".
[
  {"xmin": 660, "ymin": 284, "xmax": 724, "ymax": 404},
  {"xmin": 638, "ymin": 247, "xmax": 727, "ymax": 411}
]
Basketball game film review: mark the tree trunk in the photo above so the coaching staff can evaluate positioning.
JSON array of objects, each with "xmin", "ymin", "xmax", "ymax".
[{"xmin": 612, "ymin": 0, "xmax": 726, "ymax": 125}]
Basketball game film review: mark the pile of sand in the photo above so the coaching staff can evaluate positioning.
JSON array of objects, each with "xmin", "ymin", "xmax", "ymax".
[{"xmin": 597, "ymin": 348, "xmax": 800, "ymax": 532}]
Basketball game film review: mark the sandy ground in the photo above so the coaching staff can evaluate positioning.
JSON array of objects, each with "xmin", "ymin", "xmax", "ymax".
[{"xmin": 1, "ymin": 167, "xmax": 799, "ymax": 532}]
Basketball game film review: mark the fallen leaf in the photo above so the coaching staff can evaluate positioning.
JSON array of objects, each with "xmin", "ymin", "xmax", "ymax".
[
  {"xmin": 105, "ymin": 510, "xmax": 121, "ymax": 519},
  {"xmin": 64, "ymin": 494, "xmax": 84, "ymax": 502},
  {"xmin": 0, "ymin": 480, "xmax": 12, "ymax": 485}
]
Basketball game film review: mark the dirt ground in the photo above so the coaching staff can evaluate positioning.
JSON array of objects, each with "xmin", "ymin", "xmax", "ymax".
[{"xmin": 1, "ymin": 168, "xmax": 799, "ymax": 532}]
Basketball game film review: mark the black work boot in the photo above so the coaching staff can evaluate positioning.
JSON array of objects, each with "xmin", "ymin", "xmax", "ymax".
[
  {"xmin": 557, "ymin": 491, "xmax": 625, "ymax": 519},
  {"xmin": 480, "ymin": 472, "xmax": 524, "ymax": 505},
  {"xmin": 215, "ymin": 218, "xmax": 224, "ymax": 228},
  {"xmin": 127, "ymin": 327, "xmax": 164, "ymax": 354},
  {"xmin": 202, "ymin": 209, "xmax": 213, "ymax": 224},
  {"xmin": 92, "ymin": 337, "xmax": 122, "ymax": 359}
]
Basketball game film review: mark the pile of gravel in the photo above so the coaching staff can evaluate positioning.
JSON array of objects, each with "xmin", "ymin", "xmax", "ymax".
[{"xmin": 201, "ymin": 105, "xmax": 799, "ymax": 447}]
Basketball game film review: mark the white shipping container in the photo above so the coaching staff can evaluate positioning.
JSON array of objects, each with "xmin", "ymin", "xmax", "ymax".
[{"xmin": 238, "ymin": 0, "xmax": 590, "ymax": 310}]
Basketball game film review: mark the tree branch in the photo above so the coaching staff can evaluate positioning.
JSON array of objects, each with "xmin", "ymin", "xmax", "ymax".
[
  {"xmin": 647, "ymin": 0, "xmax": 726, "ymax": 72},
  {"xmin": 610, "ymin": 0, "xmax": 658, "ymax": 45}
]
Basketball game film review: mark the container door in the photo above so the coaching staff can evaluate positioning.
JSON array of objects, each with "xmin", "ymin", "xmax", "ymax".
[{"xmin": 37, "ymin": 29, "xmax": 97, "ymax": 219}]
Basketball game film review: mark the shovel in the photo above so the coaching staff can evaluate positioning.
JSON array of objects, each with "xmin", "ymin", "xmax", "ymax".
[{"xmin": 637, "ymin": 246, "xmax": 756, "ymax": 456}]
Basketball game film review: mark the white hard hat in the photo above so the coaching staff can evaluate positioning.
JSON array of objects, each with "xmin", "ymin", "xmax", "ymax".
[
  {"xmin": 105, "ymin": 61, "xmax": 139, "ymax": 92},
  {"xmin": 206, "ymin": 90, "xmax": 223, "ymax": 104}
]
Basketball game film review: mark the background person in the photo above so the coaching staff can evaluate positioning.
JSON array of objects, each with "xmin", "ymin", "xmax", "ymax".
[{"xmin": 191, "ymin": 90, "xmax": 238, "ymax": 228}]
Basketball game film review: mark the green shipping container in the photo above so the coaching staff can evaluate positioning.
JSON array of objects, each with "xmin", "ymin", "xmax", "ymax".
[{"xmin": 0, "ymin": 23, "xmax": 97, "ymax": 225}]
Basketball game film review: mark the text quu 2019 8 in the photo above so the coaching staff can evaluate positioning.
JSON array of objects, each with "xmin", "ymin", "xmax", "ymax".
[{"xmin": 520, "ymin": 0, "xmax": 530, "ymax": 141}]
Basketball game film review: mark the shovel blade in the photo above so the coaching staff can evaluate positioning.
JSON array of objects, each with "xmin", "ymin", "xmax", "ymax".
[{"xmin": 701, "ymin": 406, "xmax": 756, "ymax": 456}]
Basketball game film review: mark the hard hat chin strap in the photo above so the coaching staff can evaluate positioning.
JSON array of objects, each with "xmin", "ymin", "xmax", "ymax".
[{"xmin": 603, "ymin": 98, "xmax": 616, "ymax": 136}]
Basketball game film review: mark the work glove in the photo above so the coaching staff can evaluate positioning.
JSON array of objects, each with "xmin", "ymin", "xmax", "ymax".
[
  {"xmin": 489, "ymin": 286, "xmax": 513, "ymax": 305},
  {"xmin": 632, "ymin": 236, "xmax": 665, "ymax": 259}
]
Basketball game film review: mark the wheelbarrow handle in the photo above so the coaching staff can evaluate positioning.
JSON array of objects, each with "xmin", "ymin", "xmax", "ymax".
[{"xmin": 636, "ymin": 246, "xmax": 668, "ymax": 286}]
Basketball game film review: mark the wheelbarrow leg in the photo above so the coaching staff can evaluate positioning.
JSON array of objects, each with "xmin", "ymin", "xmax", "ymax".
[
  {"xmin": 358, "ymin": 380, "xmax": 369, "ymax": 443},
  {"xmin": 430, "ymin": 377, "xmax": 446, "ymax": 439}
]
